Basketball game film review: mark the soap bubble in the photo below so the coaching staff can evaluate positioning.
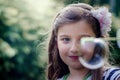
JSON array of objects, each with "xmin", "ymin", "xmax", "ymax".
[{"xmin": 79, "ymin": 37, "xmax": 106, "ymax": 69}]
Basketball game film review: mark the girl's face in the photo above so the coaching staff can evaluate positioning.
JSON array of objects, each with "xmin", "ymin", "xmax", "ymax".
[{"xmin": 57, "ymin": 20, "xmax": 96, "ymax": 69}]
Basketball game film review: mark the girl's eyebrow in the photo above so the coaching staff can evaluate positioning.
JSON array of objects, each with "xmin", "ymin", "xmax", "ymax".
[
  {"xmin": 80, "ymin": 34, "xmax": 91, "ymax": 37},
  {"xmin": 58, "ymin": 34, "xmax": 70, "ymax": 37},
  {"xmin": 58, "ymin": 34, "xmax": 94, "ymax": 38}
]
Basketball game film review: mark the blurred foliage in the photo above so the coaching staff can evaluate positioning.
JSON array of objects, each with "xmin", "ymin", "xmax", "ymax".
[
  {"xmin": 109, "ymin": 17, "xmax": 120, "ymax": 66},
  {"xmin": 0, "ymin": 0, "xmax": 49, "ymax": 80}
]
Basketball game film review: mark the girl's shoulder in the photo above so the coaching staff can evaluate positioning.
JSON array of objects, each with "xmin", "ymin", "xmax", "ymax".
[
  {"xmin": 103, "ymin": 67, "xmax": 120, "ymax": 80},
  {"xmin": 57, "ymin": 67, "xmax": 120, "ymax": 80},
  {"xmin": 57, "ymin": 74, "xmax": 69, "ymax": 80}
]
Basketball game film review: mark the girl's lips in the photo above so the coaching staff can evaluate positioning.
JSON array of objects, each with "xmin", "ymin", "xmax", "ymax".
[{"xmin": 69, "ymin": 56, "xmax": 79, "ymax": 60}]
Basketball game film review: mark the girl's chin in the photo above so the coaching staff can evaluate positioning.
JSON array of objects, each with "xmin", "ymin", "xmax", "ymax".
[
  {"xmin": 68, "ymin": 62, "xmax": 84, "ymax": 69},
  {"xmin": 69, "ymin": 65, "xmax": 85, "ymax": 70}
]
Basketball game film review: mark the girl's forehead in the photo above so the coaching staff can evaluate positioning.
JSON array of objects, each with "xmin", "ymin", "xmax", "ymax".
[{"xmin": 57, "ymin": 20, "xmax": 95, "ymax": 37}]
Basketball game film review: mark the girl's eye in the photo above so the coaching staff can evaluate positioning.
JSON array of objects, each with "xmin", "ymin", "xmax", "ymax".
[{"xmin": 61, "ymin": 38, "xmax": 70, "ymax": 43}]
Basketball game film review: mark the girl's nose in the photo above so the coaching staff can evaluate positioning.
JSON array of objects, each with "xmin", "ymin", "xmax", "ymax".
[{"xmin": 70, "ymin": 42, "xmax": 80, "ymax": 54}]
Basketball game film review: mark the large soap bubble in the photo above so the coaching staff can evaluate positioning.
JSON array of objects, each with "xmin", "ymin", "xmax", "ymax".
[{"xmin": 79, "ymin": 37, "xmax": 107, "ymax": 69}]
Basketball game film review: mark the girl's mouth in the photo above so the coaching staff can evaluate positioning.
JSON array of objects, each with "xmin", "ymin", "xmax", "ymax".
[{"xmin": 69, "ymin": 56, "xmax": 79, "ymax": 60}]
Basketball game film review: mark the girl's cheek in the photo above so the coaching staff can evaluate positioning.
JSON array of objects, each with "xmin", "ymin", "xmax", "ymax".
[{"xmin": 58, "ymin": 42, "xmax": 70, "ymax": 54}]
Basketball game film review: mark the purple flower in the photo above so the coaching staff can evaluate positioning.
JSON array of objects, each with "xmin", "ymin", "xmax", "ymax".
[{"xmin": 91, "ymin": 7, "xmax": 112, "ymax": 36}]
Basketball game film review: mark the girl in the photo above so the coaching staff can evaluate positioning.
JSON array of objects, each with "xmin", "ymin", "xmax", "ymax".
[{"xmin": 47, "ymin": 3, "xmax": 120, "ymax": 80}]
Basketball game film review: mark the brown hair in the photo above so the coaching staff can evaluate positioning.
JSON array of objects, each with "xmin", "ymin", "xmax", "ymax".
[{"xmin": 48, "ymin": 3, "xmax": 109, "ymax": 80}]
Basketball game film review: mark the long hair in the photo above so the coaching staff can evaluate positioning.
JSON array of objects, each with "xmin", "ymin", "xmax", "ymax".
[{"xmin": 47, "ymin": 3, "xmax": 110, "ymax": 80}]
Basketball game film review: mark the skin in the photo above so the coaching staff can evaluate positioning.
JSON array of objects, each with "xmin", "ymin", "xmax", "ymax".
[{"xmin": 57, "ymin": 20, "xmax": 96, "ymax": 80}]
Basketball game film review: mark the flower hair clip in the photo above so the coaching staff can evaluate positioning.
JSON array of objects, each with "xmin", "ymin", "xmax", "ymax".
[{"xmin": 91, "ymin": 7, "xmax": 112, "ymax": 36}]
